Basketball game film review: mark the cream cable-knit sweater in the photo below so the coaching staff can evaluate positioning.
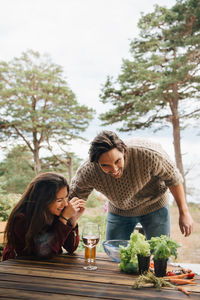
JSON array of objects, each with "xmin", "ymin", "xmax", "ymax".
[{"xmin": 70, "ymin": 138, "xmax": 183, "ymax": 217}]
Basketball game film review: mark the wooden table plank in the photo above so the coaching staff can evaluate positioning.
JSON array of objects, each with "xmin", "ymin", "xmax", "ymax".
[
  {"xmin": 0, "ymin": 253, "xmax": 200, "ymax": 299},
  {"xmin": 0, "ymin": 273, "xmax": 197, "ymax": 300},
  {"xmin": 0, "ymin": 287, "xmax": 98, "ymax": 300},
  {"xmin": 0, "ymin": 267, "xmax": 134, "ymax": 286},
  {"xmin": 0, "ymin": 255, "xmax": 137, "ymax": 285}
]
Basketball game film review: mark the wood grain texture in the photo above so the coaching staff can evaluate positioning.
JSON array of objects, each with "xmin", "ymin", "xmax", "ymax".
[{"xmin": 0, "ymin": 253, "xmax": 199, "ymax": 300}]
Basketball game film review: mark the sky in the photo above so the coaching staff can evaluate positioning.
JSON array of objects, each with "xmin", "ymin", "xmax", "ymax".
[
  {"xmin": 1, "ymin": 0, "xmax": 200, "ymax": 201},
  {"xmin": 0, "ymin": 0, "xmax": 176, "ymax": 112},
  {"xmin": 1, "ymin": 0, "xmax": 177, "ymax": 143}
]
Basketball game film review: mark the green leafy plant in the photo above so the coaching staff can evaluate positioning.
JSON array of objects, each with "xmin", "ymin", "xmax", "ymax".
[
  {"xmin": 149, "ymin": 235, "xmax": 180, "ymax": 260},
  {"xmin": 119, "ymin": 232, "xmax": 151, "ymax": 274},
  {"xmin": 130, "ymin": 232, "xmax": 151, "ymax": 258},
  {"xmin": 119, "ymin": 243, "xmax": 138, "ymax": 274}
]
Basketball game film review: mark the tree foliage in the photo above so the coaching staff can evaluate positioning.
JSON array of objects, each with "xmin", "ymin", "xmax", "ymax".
[
  {"xmin": 0, "ymin": 191, "xmax": 20, "ymax": 221},
  {"xmin": 0, "ymin": 145, "xmax": 83, "ymax": 194},
  {"xmin": 99, "ymin": 0, "xmax": 200, "ymax": 189},
  {"xmin": 0, "ymin": 145, "xmax": 35, "ymax": 194},
  {"xmin": 41, "ymin": 151, "xmax": 83, "ymax": 182},
  {"xmin": 0, "ymin": 50, "xmax": 94, "ymax": 173}
]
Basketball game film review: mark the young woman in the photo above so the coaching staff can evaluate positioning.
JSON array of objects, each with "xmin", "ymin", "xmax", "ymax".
[{"xmin": 2, "ymin": 172, "xmax": 86, "ymax": 261}]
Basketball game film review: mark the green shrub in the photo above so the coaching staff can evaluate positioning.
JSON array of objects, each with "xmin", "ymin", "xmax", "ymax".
[
  {"xmin": 0, "ymin": 193, "xmax": 20, "ymax": 221},
  {"xmin": 86, "ymin": 191, "xmax": 102, "ymax": 208}
]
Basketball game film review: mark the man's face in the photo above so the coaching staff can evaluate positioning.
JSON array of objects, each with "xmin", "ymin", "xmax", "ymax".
[{"xmin": 98, "ymin": 148, "xmax": 125, "ymax": 178}]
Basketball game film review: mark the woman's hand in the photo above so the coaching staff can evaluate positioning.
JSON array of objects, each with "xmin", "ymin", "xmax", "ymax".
[
  {"xmin": 70, "ymin": 197, "xmax": 86, "ymax": 218},
  {"xmin": 60, "ymin": 197, "xmax": 86, "ymax": 227}
]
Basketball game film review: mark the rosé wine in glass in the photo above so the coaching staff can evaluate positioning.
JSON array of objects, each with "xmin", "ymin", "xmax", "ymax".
[{"xmin": 82, "ymin": 223, "xmax": 100, "ymax": 270}]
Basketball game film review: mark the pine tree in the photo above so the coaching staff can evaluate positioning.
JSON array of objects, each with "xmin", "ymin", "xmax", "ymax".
[
  {"xmin": 99, "ymin": 0, "xmax": 200, "ymax": 191},
  {"xmin": 0, "ymin": 50, "xmax": 94, "ymax": 173}
]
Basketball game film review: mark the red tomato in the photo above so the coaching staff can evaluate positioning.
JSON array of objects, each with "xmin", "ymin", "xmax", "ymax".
[
  {"xmin": 166, "ymin": 271, "xmax": 176, "ymax": 276},
  {"xmin": 187, "ymin": 273, "xmax": 195, "ymax": 279}
]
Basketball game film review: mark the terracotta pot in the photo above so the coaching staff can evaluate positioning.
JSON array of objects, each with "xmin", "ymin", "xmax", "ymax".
[{"xmin": 137, "ymin": 254, "xmax": 150, "ymax": 274}]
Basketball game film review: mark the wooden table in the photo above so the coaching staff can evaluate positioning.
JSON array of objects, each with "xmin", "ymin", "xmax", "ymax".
[{"xmin": 0, "ymin": 252, "xmax": 200, "ymax": 299}]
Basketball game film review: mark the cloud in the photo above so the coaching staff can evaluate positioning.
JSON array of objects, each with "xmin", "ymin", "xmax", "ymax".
[{"xmin": 0, "ymin": 0, "xmax": 176, "ymax": 110}]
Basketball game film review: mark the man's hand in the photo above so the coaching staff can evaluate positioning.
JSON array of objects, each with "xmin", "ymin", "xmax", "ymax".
[
  {"xmin": 169, "ymin": 184, "xmax": 194, "ymax": 237},
  {"xmin": 179, "ymin": 211, "xmax": 194, "ymax": 237}
]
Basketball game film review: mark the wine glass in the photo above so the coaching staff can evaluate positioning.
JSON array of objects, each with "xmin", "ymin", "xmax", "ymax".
[{"xmin": 82, "ymin": 222, "xmax": 100, "ymax": 270}]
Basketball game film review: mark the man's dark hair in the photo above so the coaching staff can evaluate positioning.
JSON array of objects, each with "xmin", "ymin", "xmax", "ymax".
[{"xmin": 89, "ymin": 130, "xmax": 127, "ymax": 162}]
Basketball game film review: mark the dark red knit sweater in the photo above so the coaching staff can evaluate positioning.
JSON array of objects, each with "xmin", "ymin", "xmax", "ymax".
[{"xmin": 2, "ymin": 213, "xmax": 79, "ymax": 261}]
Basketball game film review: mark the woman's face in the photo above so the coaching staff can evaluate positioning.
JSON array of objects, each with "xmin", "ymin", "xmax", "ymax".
[{"xmin": 48, "ymin": 186, "xmax": 69, "ymax": 216}]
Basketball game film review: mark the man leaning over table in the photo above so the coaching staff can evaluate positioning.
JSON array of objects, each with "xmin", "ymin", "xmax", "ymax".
[{"xmin": 69, "ymin": 130, "xmax": 193, "ymax": 241}]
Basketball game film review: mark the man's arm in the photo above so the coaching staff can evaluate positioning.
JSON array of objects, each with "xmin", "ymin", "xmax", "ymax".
[
  {"xmin": 169, "ymin": 183, "xmax": 193, "ymax": 237},
  {"xmin": 69, "ymin": 165, "xmax": 94, "ymax": 201}
]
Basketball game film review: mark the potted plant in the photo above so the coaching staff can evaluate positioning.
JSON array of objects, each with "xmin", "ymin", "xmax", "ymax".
[
  {"xmin": 130, "ymin": 232, "xmax": 151, "ymax": 274},
  {"xmin": 119, "ymin": 232, "xmax": 151, "ymax": 274},
  {"xmin": 149, "ymin": 235, "xmax": 180, "ymax": 277}
]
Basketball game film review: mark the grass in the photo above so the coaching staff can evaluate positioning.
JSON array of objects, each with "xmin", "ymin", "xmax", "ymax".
[
  {"xmin": 78, "ymin": 198, "xmax": 200, "ymax": 264},
  {"xmin": 170, "ymin": 203, "xmax": 200, "ymax": 263}
]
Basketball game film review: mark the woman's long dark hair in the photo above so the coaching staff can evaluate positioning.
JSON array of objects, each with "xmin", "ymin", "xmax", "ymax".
[{"xmin": 4, "ymin": 172, "xmax": 69, "ymax": 254}]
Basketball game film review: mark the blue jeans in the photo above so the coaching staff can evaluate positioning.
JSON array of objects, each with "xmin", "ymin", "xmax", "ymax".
[{"xmin": 106, "ymin": 205, "xmax": 170, "ymax": 240}]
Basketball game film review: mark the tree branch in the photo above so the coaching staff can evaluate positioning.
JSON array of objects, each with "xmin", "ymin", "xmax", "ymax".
[{"xmin": 13, "ymin": 125, "xmax": 34, "ymax": 152}]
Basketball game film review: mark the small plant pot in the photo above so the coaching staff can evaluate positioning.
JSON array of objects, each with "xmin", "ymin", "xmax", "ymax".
[
  {"xmin": 153, "ymin": 258, "xmax": 168, "ymax": 277},
  {"xmin": 137, "ymin": 254, "xmax": 150, "ymax": 274}
]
